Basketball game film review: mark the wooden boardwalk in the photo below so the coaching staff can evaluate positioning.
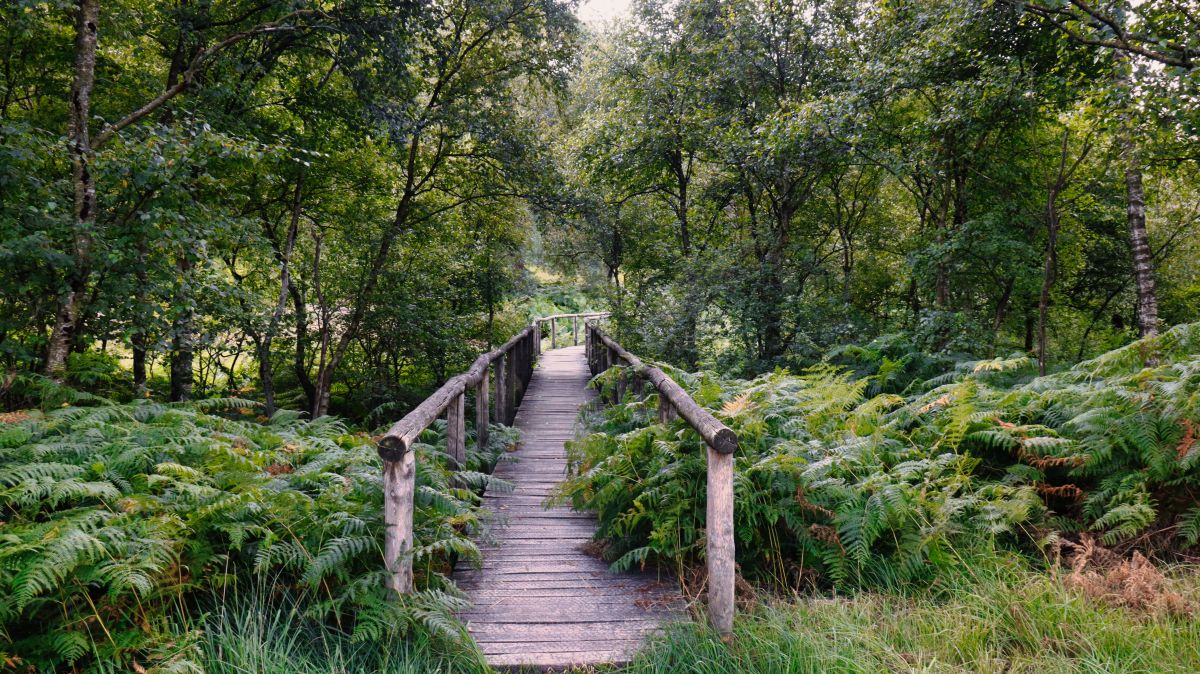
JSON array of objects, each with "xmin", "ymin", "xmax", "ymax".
[{"xmin": 455, "ymin": 345, "xmax": 683, "ymax": 670}]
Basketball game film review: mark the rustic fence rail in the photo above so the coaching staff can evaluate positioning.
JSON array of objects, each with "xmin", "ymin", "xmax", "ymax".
[
  {"xmin": 375, "ymin": 312, "xmax": 606, "ymax": 594},
  {"xmin": 372, "ymin": 311, "xmax": 736, "ymax": 638},
  {"xmin": 585, "ymin": 323, "xmax": 738, "ymax": 638}
]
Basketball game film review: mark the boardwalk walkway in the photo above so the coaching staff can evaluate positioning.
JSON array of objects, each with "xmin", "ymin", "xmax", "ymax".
[{"xmin": 455, "ymin": 345, "xmax": 682, "ymax": 670}]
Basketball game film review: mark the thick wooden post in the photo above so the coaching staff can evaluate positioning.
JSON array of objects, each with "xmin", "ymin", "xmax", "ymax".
[
  {"xmin": 526, "ymin": 332, "xmax": 535, "ymax": 383},
  {"xmin": 551, "ymin": 317, "xmax": 557, "ymax": 349},
  {"xmin": 573, "ymin": 315, "xmax": 579, "ymax": 345},
  {"xmin": 505, "ymin": 346, "xmax": 517, "ymax": 423},
  {"xmin": 707, "ymin": 445, "xmax": 735, "ymax": 638},
  {"xmin": 585, "ymin": 326, "xmax": 593, "ymax": 371},
  {"xmin": 383, "ymin": 452, "xmax": 416, "ymax": 594},
  {"xmin": 516, "ymin": 339, "xmax": 528, "ymax": 400},
  {"xmin": 476, "ymin": 369, "xmax": 489, "ymax": 452},
  {"xmin": 614, "ymin": 368, "xmax": 625, "ymax": 404},
  {"xmin": 447, "ymin": 392, "xmax": 465, "ymax": 469},
  {"xmin": 494, "ymin": 354, "xmax": 506, "ymax": 424}
]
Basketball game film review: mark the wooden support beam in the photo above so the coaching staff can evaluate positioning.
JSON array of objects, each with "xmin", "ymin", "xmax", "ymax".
[
  {"xmin": 706, "ymin": 445, "xmax": 735, "ymax": 638},
  {"xmin": 448, "ymin": 391, "xmax": 465, "ymax": 470},
  {"xmin": 383, "ymin": 453, "xmax": 416, "ymax": 594},
  {"xmin": 495, "ymin": 353, "xmax": 507, "ymax": 425},
  {"xmin": 506, "ymin": 347, "xmax": 517, "ymax": 424},
  {"xmin": 551, "ymin": 317, "xmax": 557, "ymax": 349},
  {"xmin": 573, "ymin": 315, "xmax": 579, "ymax": 345},
  {"xmin": 476, "ymin": 369, "xmax": 489, "ymax": 453}
]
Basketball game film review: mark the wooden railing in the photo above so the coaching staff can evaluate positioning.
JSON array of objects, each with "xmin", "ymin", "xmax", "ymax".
[
  {"xmin": 585, "ymin": 323, "xmax": 738, "ymax": 638},
  {"xmin": 533, "ymin": 311, "xmax": 609, "ymax": 349},
  {"xmin": 375, "ymin": 312, "xmax": 607, "ymax": 595}
]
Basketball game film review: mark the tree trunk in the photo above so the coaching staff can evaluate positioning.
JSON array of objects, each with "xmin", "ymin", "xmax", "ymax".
[
  {"xmin": 1024, "ymin": 308, "xmax": 1035, "ymax": 353},
  {"xmin": 1037, "ymin": 204, "xmax": 1059, "ymax": 376},
  {"xmin": 169, "ymin": 254, "xmax": 194, "ymax": 402},
  {"xmin": 1122, "ymin": 139, "xmax": 1158, "ymax": 338},
  {"xmin": 47, "ymin": 0, "xmax": 101, "ymax": 376},
  {"xmin": 259, "ymin": 174, "xmax": 303, "ymax": 416},
  {"xmin": 289, "ymin": 283, "xmax": 317, "ymax": 412},
  {"xmin": 132, "ymin": 332, "xmax": 148, "ymax": 394}
]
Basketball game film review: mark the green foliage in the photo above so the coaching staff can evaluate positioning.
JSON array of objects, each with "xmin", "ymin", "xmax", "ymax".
[
  {"xmin": 0, "ymin": 380, "xmax": 519, "ymax": 673},
  {"xmin": 562, "ymin": 324, "xmax": 1200, "ymax": 591}
]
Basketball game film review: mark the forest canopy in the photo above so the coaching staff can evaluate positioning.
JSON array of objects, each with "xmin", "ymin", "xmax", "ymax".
[{"xmin": 1, "ymin": 0, "xmax": 1196, "ymax": 405}]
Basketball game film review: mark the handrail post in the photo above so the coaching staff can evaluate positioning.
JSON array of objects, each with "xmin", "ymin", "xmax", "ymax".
[
  {"xmin": 448, "ymin": 391, "xmax": 465, "ymax": 470},
  {"xmin": 573, "ymin": 315, "xmax": 579, "ymax": 345},
  {"xmin": 494, "ymin": 353, "xmax": 506, "ymax": 424},
  {"xmin": 476, "ymin": 369, "xmax": 489, "ymax": 453},
  {"xmin": 707, "ymin": 445, "xmax": 735, "ymax": 639},
  {"xmin": 551, "ymin": 317, "xmax": 557, "ymax": 349},
  {"xmin": 505, "ymin": 346, "xmax": 517, "ymax": 423},
  {"xmin": 587, "ymin": 324, "xmax": 593, "ymax": 369},
  {"xmin": 383, "ymin": 452, "xmax": 416, "ymax": 594}
]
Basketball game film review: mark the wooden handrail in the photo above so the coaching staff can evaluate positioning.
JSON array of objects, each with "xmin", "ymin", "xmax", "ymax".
[
  {"xmin": 376, "ymin": 312, "xmax": 606, "ymax": 595},
  {"xmin": 534, "ymin": 311, "xmax": 609, "ymax": 350},
  {"xmin": 585, "ymin": 323, "xmax": 737, "ymax": 638}
]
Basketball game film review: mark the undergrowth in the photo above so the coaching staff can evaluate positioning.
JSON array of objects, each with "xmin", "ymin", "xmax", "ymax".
[
  {"xmin": 0, "ymin": 373, "xmax": 517, "ymax": 673},
  {"xmin": 560, "ymin": 323, "xmax": 1200, "ymax": 590},
  {"xmin": 616, "ymin": 554, "xmax": 1200, "ymax": 674},
  {"xmin": 194, "ymin": 582, "xmax": 490, "ymax": 674}
]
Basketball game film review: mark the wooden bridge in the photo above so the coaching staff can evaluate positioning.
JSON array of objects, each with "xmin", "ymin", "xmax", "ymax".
[{"xmin": 375, "ymin": 313, "xmax": 737, "ymax": 670}]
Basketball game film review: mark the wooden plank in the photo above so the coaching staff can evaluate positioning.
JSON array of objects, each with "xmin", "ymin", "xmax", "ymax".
[{"xmin": 454, "ymin": 345, "xmax": 684, "ymax": 669}]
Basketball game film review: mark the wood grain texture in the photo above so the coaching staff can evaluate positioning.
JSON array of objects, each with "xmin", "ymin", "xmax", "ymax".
[{"xmin": 457, "ymin": 346, "xmax": 683, "ymax": 670}]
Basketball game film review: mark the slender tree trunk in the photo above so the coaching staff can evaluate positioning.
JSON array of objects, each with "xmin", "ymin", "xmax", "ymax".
[
  {"xmin": 1024, "ymin": 308, "xmax": 1035, "ymax": 353},
  {"xmin": 289, "ymin": 283, "xmax": 317, "ymax": 412},
  {"xmin": 1038, "ymin": 133, "xmax": 1072, "ymax": 375},
  {"xmin": 169, "ymin": 253, "xmax": 194, "ymax": 401},
  {"xmin": 934, "ymin": 188, "xmax": 952, "ymax": 310},
  {"xmin": 259, "ymin": 173, "xmax": 303, "ymax": 416},
  {"xmin": 47, "ymin": 0, "xmax": 101, "ymax": 376},
  {"xmin": 992, "ymin": 276, "xmax": 1015, "ymax": 334},
  {"xmin": 1122, "ymin": 139, "xmax": 1158, "ymax": 338},
  {"xmin": 1037, "ymin": 206, "xmax": 1059, "ymax": 376},
  {"xmin": 1111, "ymin": 45, "xmax": 1159, "ymax": 340}
]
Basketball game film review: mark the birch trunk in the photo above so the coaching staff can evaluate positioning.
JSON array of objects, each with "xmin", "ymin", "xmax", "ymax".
[{"xmin": 46, "ymin": 0, "xmax": 101, "ymax": 375}]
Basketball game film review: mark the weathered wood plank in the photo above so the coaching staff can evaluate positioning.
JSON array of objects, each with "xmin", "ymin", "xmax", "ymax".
[{"xmin": 454, "ymin": 345, "xmax": 683, "ymax": 669}]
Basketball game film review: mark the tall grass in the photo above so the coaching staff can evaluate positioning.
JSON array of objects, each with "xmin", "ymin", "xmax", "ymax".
[
  {"xmin": 195, "ymin": 584, "xmax": 491, "ymax": 674},
  {"xmin": 618, "ymin": 555, "xmax": 1200, "ymax": 674}
]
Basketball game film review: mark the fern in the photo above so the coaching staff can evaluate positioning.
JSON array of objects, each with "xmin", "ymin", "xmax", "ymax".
[
  {"xmin": 0, "ymin": 377, "xmax": 512, "ymax": 672},
  {"xmin": 563, "ymin": 324, "xmax": 1200, "ymax": 592}
]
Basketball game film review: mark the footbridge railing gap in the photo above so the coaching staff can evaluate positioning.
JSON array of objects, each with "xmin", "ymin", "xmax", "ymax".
[{"xmin": 373, "ymin": 311, "xmax": 737, "ymax": 639}]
